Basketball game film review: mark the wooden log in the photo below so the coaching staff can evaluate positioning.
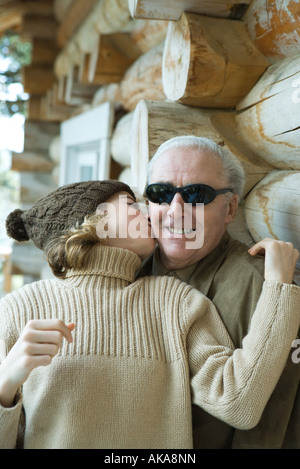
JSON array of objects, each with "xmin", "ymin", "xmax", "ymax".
[
  {"xmin": 129, "ymin": 0, "xmax": 251, "ymax": 20},
  {"xmin": 22, "ymin": 66, "xmax": 55, "ymax": 96},
  {"xmin": 19, "ymin": 0, "xmax": 54, "ymax": 17},
  {"xmin": 11, "ymin": 152, "xmax": 54, "ymax": 172},
  {"xmin": 118, "ymin": 167, "xmax": 133, "ymax": 186},
  {"xmin": 235, "ymin": 54, "xmax": 300, "ymax": 170},
  {"xmin": 211, "ymin": 111, "xmax": 272, "ymax": 192},
  {"xmin": 82, "ymin": 33, "xmax": 140, "ymax": 85},
  {"xmin": 0, "ymin": 247, "xmax": 12, "ymax": 294},
  {"xmin": 49, "ymin": 136, "xmax": 61, "ymax": 164},
  {"xmin": 57, "ymin": 0, "xmax": 99, "ymax": 47},
  {"xmin": 10, "ymin": 241, "xmax": 48, "ymax": 277},
  {"xmin": 244, "ymin": 170, "xmax": 300, "ymax": 263},
  {"xmin": 65, "ymin": 66, "xmax": 99, "ymax": 105},
  {"xmin": 28, "ymin": 96, "xmax": 43, "ymax": 121},
  {"xmin": 21, "ymin": 15, "xmax": 58, "ymax": 40},
  {"xmin": 23, "ymin": 120, "xmax": 60, "ymax": 153},
  {"xmin": 111, "ymin": 112, "xmax": 134, "ymax": 167},
  {"xmin": 0, "ymin": 1, "xmax": 54, "ymax": 34},
  {"xmin": 40, "ymin": 90, "xmax": 74, "ymax": 122},
  {"xmin": 0, "ymin": 9, "xmax": 22, "ymax": 33},
  {"xmin": 54, "ymin": 0, "xmax": 73, "ymax": 22},
  {"xmin": 55, "ymin": 0, "xmax": 132, "ymax": 82},
  {"xmin": 54, "ymin": 52, "xmax": 73, "ymax": 81},
  {"xmin": 31, "ymin": 39, "xmax": 59, "ymax": 66},
  {"xmin": 128, "ymin": 18, "xmax": 168, "ymax": 53},
  {"xmin": 91, "ymin": 0, "xmax": 131, "ymax": 35},
  {"xmin": 162, "ymin": 12, "xmax": 269, "ymax": 108},
  {"xmin": 19, "ymin": 172, "xmax": 57, "ymax": 206},
  {"xmin": 120, "ymin": 41, "xmax": 165, "ymax": 111},
  {"xmin": 243, "ymin": 0, "xmax": 300, "ymax": 62},
  {"xmin": 130, "ymin": 99, "xmax": 270, "ymax": 196},
  {"xmin": 92, "ymin": 84, "xmax": 122, "ymax": 107}
]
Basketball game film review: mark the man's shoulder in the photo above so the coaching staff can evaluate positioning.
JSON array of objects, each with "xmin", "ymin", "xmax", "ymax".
[{"xmin": 224, "ymin": 237, "xmax": 265, "ymax": 279}]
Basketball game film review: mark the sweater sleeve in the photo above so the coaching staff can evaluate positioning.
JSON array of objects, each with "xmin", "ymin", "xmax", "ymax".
[
  {"xmin": 0, "ymin": 301, "xmax": 23, "ymax": 449},
  {"xmin": 184, "ymin": 280, "xmax": 300, "ymax": 430}
]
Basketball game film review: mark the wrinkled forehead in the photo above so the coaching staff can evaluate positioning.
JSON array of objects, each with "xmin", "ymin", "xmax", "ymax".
[{"xmin": 149, "ymin": 147, "xmax": 225, "ymax": 185}]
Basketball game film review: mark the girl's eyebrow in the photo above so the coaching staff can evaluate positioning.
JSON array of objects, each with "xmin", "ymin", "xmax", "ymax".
[{"xmin": 127, "ymin": 196, "xmax": 136, "ymax": 203}]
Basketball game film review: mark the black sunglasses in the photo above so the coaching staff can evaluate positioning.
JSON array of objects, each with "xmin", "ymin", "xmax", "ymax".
[{"xmin": 145, "ymin": 183, "xmax": 234, "ymax": 206}]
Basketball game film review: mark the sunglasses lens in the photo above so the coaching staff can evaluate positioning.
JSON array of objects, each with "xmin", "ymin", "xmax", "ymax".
[
  {"xmin": 182, "ymin": 185, "xmax": 214, "ymax": 205},
  {"xmin": 146, "ymin": 184, "xmax": 174, "ymax": 204},
  {"xmin": 146, "ymin": 183, "xmax": 219, "ymax": 205}
]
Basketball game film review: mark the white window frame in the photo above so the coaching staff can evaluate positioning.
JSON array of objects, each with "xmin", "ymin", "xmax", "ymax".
[{"xmin": 59, "ymin": 102, "xmax": 114, "ymax": 186}]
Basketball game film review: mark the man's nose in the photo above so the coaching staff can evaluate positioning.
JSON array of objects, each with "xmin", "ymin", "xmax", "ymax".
[{"xmin": 167, "ymin": 192, "xmax": 185, "ymax": 218}]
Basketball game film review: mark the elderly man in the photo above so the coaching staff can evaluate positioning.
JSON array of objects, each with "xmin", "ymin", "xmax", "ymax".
[{"xmin": 138, "ymin": 136, "xmax": 300, "ymax": 449}]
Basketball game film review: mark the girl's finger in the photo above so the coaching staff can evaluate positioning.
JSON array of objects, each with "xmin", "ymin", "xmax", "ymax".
[
  {"xmin": 22, "ymin": 342, "xmax": 60, "ymax": 357},
  {"xmin": 27, "ymin": 319, "xmax": 74, "ymax": 344}
]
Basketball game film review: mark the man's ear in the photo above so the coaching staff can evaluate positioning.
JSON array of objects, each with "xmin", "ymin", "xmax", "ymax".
[{"xmin": 225, "ymin": 194, "xmax": 239, "ymax": 225}]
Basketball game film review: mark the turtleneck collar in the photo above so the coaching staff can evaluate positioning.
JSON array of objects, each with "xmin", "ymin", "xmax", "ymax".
[{"xmin": 63, "ymin": 245, "xmax": 142, "ymax": 285}]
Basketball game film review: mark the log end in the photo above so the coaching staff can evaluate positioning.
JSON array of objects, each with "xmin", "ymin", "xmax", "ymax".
[
  {"xmin": 131, "ymin": 100, "xmax": 150, "ymax": 196},
  {"xmin": 162, "ymin": 17, "xmax": 190, "ymax": 102}
]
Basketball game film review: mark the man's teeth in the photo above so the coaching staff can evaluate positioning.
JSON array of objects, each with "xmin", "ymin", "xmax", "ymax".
[{"xmin": 169, "ymin": 227, "xmax": 194, "ymax": 235}]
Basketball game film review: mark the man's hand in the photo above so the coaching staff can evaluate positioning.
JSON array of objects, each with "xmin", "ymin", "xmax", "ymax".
[
  {"xmin": 248, "ymin": 238, "xmax": 299, "ymax": 284},
  {"xmin": 0, "ymin": 319, "xmax": 75, "ymax": 408}
]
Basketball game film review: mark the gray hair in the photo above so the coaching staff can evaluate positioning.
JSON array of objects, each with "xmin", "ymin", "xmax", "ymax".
[{"xmin": 147, "ymin": 136, "xmax": 245, "ymax": 200}]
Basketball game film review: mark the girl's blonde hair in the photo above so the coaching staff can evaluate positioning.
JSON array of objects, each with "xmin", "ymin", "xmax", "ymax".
[{"xmin": 46, "ymin": 213, "xmax": 105, "ymax": 278}]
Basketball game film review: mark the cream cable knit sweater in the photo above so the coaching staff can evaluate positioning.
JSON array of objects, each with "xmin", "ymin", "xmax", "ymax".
[{"xmin": 0, "ymin": 246, "xmax": 299, "ymax": 449}]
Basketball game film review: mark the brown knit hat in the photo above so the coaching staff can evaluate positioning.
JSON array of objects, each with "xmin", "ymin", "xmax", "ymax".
[{"xmin": 6, "ymin": 180, "xmax": 136, "ymax": 251}]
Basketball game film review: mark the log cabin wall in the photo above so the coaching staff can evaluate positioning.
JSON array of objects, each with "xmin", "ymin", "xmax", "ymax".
[{"xmin": 1, "ymin": 0, "xmax": 299, "ymax": 284}]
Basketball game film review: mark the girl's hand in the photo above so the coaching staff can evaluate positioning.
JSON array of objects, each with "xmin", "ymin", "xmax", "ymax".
[
  {"xmin": 248, "ymin": 238, "xmax": 299, "ymax": 284},
  {"xmin": 0, "ymin": 319, "xmax": 75, "ymax": 408}
]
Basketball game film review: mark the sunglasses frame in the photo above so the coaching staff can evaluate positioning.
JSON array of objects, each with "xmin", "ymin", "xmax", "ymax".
[{"xmin": 145, "ymin": 183, "xmax": 234, "ymax": 206}]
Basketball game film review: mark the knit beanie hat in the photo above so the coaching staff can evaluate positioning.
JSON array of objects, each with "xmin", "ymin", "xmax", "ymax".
[{"xmin": 6, "ymin": 180, "xmax": 136, "ymax": 251}]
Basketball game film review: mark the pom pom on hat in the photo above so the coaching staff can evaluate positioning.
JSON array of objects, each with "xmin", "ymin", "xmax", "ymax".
[{"xmin": 6, "ymin": 209, "xmax": 29, "ymax": 242}]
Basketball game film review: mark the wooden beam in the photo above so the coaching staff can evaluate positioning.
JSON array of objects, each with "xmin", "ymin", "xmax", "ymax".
[
  {"xmin": 128, "ymin": 0, "xmax": 251, "ymax": 21},
  {"xmin": 54, "ymin": 0, "xmax": 73, "ymax": 22},
  {"xmin": 21, "ymin": 15, "xmax": 58, "ymax": 40},
  {"xmin": 0, "ymin": 1, "xmax": 54, "ymax": 18},
  {"xmin": 65, "ymin": 65, "xmax": 99, "ymax": 105},
  {"xmin": 40, "ymin": 89, "xmax": 73, "ymax": 122},
  {"xmin": 82, "ymin": 33, "xmax": 140, "ymax": 85},
  {"xmin": 23, "ymin": 119, "xmax": 60, "ymax": 153},
  {"xmin": 57, "ymin": 0, "xmax": 99, "ymax": 47},
  {"xmin": 27, "ymin": 96, "xmax": 43, "ymax": 120},
  {"xmin": 0, "ymin": 10, "xmax": 22, "ymax": 33},
  {"xmin": 11, "ymin": 152, "xmax": 55, "ymax": 172},
  {"xmin": 0, "ymin": 0, "xmax": 17, "ymax": 6},
  {"xmin": 21, "ymin": 0, "xmax": 54, "ymax": 16},
  {"xmin": 22, "ymin": 66, "xmax": 55, "ymax": 95},
  {"xmin": 31, "ymin": 38, "xmax": 60, "ymax": 65}
]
